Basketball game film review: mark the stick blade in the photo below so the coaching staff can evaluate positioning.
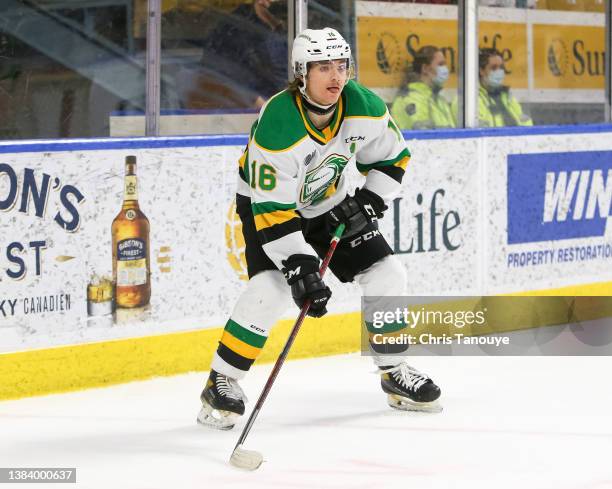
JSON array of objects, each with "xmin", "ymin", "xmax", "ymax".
[{"xmin": 229, "ymin": 444, "xmax": 264, "ymax": 471}]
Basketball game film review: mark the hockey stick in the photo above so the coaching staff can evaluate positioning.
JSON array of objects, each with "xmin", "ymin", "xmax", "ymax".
[{"xmin": 229, "ymin": 223, "xmax": 346, "ymax": 471}]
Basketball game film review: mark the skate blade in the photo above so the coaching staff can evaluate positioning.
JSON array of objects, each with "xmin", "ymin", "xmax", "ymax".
[
  {"xmin": 387, "ymin": 394, "xmax": 443, "ymax": 413},
  {"xmin": 197, "ymin": 401, "xmax": 239, "ymax": 430}
]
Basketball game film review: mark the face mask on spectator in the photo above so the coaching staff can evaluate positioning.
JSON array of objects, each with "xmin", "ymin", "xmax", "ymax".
[
  {"xmin": 432, "ymin": 65, "xmax": 449, "ymax": 87},
  {"xmin": 487, "ymin": 68, "xmax": 505, "ymax": 88}
]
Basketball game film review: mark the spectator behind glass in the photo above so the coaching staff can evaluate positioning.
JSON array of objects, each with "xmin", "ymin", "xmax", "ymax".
[
  {"xmin": 390, "ymin": 45, "xmax": 455, "ymax": 130},
  {"xmin": 463, "ymin": 48, "xmax": 533, "ymax": 127},
  {"xmin": 200, "ymin": 0, "xmax": 287, "ymax": 109}
]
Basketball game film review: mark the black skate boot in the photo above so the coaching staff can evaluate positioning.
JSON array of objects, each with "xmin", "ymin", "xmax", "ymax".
[
  {"xmin": 197, "ymin": 370, "xmax": 247, "ymax": 430},
  {"xmin": 379, "ymin": 363, "xmax": 442, "ymax": 413}
]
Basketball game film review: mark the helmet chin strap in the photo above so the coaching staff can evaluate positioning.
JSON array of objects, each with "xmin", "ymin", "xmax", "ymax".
[{"xmin": 298, "ymin": 81, "xmax": 337, "ymax": 115}]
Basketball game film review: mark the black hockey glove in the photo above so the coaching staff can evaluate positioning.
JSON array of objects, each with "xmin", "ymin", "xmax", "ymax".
[
  {"xmin": 327, "ymin": 188, "xmax": 388, "ymax": 239},
  {"xmin": 281, "ymin": 254, "xmax": 331, "ymax": 318}
]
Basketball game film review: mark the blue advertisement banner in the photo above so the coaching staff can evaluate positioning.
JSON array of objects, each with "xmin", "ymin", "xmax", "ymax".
[{"xmin": 507, "ymin": 151, "xmax": 612, "ymax": 245}]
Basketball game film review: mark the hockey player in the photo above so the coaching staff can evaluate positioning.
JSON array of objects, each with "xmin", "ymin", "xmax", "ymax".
[{"xmin": 198, "ymin": 28, "xmax": 442, "ymax": 430}]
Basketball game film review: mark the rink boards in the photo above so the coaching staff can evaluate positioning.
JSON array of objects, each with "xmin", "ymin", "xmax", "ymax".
[{"xmin": 0, "ymin": 124, "xmax": 611, "ymax": 398}]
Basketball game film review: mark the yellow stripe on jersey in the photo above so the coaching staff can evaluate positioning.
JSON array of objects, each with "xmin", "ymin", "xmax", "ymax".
[
  {"xmin": 238, "ymin": 149, "xmax": 247, "ymax": 170},
  {"xmin": 323, "ymin": 182, "xmax": 338, "ymax": 199},
  {"xmin": 357, "ymin": 149, "xmax": 410, "ymax": 176},
  {"xmin": 252, "ymin": 134, "xmax": 309, "ymax": 154},
  {"xmin": 321, "ymin": 96, "xmax": 344, "ymax": 142},
  {"xmin": 395, "ymin": 156, "xmax": 410, "ymax": 170},
  {"xmin": 344, "ymin": 113, "xmax": 387, "ymax": 120},
  {"xmin": 296, "ymin": 95, "xmax": 326, "ymax": 145},
  {"xmin": 321, "ymin": 126, "xmax": 332, "ymax": 141},
  {"xmin": 358, "ymin": 156, "xmax": 408, "ymax": 176},
  {"xmin": 254, "ymin": 209, "xmax": 299, "ymax": 231}
]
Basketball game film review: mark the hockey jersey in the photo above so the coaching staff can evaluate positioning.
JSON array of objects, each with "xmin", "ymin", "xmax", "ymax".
[{"xmin": 237, "ymin": 79, "xmax": 410, "ymax": 270}]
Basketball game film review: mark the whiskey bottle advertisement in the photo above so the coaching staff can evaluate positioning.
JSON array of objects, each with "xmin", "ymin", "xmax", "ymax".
[{"xmin": 112, "ymin": 155, "xmax": 151, "ymax": 308}]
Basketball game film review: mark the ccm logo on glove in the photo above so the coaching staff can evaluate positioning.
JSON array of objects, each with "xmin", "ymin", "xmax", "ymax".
[
  {"xmin": 281, "ymin": 254, "xmax": 331, "ymax": 318},
  {"xmin": 284, "ymin": 266, "xmax": 301, "ymax": 280},
  {"xmin": 327, "ymin": 188, "xmax": 387, "ymax": 239}
]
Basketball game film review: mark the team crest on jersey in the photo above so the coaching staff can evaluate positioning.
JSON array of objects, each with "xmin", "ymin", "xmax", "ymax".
[{"xmin": 300, "ymin": 153, "xmax": 349, "ymax": 204}]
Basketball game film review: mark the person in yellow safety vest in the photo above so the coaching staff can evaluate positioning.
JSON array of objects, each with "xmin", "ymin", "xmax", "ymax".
[
  {"xmin": 390, "ymin": 46, "xmax": 455, "ymax": 130},
  {"xmin": 475, "ymin": 48, "xmax": 533, "ymax": 127}
]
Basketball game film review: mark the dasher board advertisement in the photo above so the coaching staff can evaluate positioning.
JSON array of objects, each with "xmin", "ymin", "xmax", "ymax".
[
  {"xmin": 0, "ymin": 144, "xmax": 247, "ymax": 353},
  {"xmin": 2, "ymin": 129, "xmax": 609, "ymax": 354},
  {"xmin": 384, "ymin": 138, "xmax": 481, "ymax": 296},
  {"xmin": 0, "ymin": 136, "xmax": 480, "ymax": 353},
  {"xmin": 485, "ymin": 132, "xmax": 612, "ymax": 294}
]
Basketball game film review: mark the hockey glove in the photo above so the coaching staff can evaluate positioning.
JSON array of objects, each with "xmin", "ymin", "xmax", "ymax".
[
  {"xmin": 281, "ymin": 254, "xmax": 332, "ymax": 318},
  {"xmin": 327, "ymin": 187, "xmax": 388, "ymax": 239}
]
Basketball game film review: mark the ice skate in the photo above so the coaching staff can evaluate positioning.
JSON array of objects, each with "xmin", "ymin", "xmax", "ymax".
[
  {"xmin": 379, "ymin": 363, "xmax": 442, "ymax": 413},
  {"xmin": 197, "ymin": 370, "xmax": 247, "ymax": 430}
]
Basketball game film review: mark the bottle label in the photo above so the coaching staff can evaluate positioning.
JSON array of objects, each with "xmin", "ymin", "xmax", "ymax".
[
  {"xmin": 117, "ymin": 238, "xmax": 147, "ymax": 286},
  {"xmin": 124, "ymin": 175, "xmax": 138, "ymax": 200}
]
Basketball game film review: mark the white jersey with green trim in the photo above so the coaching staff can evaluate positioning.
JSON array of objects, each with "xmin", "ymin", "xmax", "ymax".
[{"xmin": 236, "ymin": 80, "xmax": 410, "ymax": 270}]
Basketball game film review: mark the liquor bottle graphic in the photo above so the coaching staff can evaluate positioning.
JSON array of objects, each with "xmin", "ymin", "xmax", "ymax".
[{"xmin": 112, "ymin": 155, "xmax": 151, "ymax": 308}]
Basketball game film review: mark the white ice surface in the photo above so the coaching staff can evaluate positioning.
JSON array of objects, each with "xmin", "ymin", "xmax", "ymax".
[{"xmin": 2, "ymin": 354, "xmax": 612, "ymax": 489}]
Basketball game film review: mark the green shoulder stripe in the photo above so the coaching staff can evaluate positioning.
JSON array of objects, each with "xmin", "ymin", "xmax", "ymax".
[
  {"xmin": 251, "ymin": 201, "xmax": 297, "ymax": 216},
  {"xmin": 343, "ymin": 80, "xmax": 387, "ymax": 118},
  {"xmin": 356, "ymin": 148, "xmax": 410, "ymax": 173},
  {"xmin": 253, "ymin": 90, "xmax": 307, "ymax": 151}
]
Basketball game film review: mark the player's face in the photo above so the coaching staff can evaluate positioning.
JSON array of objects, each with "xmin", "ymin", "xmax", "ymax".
[{"xmin": 305, "ymin": 59, "xmax": 349, "ymax": 106}]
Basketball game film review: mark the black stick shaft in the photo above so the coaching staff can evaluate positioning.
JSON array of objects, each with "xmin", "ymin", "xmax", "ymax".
[{"xmin": 232, "ymin": 224, "xmax": 345, "ymax": 451}]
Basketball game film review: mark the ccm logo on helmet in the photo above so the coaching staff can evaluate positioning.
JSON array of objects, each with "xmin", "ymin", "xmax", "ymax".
[{"xmin": 349, "ymin": 229, "xmax": 381, "ymax": 248}]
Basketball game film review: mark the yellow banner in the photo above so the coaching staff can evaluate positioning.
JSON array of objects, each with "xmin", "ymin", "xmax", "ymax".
[
  {"xmin": 357, "ymin": 17, "xmax": 528, "ymax": 90},
  {"xmin": 357, "ymin": 17, "xmax": 458, "ymax": 89},
  {"xmin": 480, "ymin": 22, "xmax": 528, "ymax": 89},
  {"xmin": 533, "ymin": 24, "xmax": 605, "ymax": 89}
]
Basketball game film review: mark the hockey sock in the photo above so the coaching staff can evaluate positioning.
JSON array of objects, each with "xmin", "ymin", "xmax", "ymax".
[
  {"xmin": 212, "ymin": 318, "xmax": 269, "ymax": 380},
  {"xmin": 211, "ymin": 270, "xmax": 291, "ymax": 379}
]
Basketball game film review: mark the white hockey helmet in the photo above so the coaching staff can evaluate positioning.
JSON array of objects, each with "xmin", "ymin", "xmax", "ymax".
[
  {"xmin": 291, "ymin": 27, "xmax": 352, "ymax": 79},
  {"xmin": 291, "ymin": 28, "xmax": 352, "ymax": 109}
]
